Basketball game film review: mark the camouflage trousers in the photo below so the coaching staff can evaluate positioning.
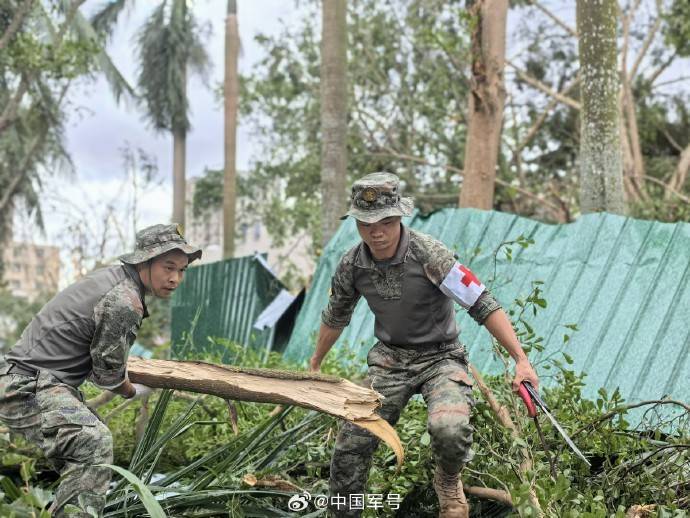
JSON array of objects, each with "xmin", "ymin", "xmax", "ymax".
[
  {"xmin": 0, "ymin": 364, "xmax": 113, "ymax": 517},
  {"xmin": 329, "ymin": 341, "xmax": 475, "ymax": 517}
]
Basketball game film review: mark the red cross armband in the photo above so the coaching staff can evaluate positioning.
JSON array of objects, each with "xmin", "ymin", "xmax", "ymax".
[{"xmin": 439, "ymin": 262, "xmax": 485, "ymax": 309}]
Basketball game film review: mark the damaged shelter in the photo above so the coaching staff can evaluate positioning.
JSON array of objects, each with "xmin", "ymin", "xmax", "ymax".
[{"xmin": 170, "ymin": 254, "xmax": 303, "ymax": 361}]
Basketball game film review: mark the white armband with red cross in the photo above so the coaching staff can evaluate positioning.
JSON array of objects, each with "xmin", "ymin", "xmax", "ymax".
[{"xmin": 439, "ymin": 262, "xmax": 485, "ymax": 309}]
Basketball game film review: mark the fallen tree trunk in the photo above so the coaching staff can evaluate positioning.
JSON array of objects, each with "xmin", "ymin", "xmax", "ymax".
[{"xmin": 126, "ymin": 357, "xmax": 403, "ymax": 468}]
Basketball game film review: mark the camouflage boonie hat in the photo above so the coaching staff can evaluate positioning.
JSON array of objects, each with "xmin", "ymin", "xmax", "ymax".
[
  {"xmin": 118, "ymin": 223, "xmax": 202, "ymax": 265},
  {"xmin": 341, "ymin": 172, "xmax": 414, "ymax": 223}
]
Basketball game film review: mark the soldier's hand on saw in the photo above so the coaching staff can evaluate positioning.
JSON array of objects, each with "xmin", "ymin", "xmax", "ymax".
[
  {"xmin": 512, "ymin": 358, "xmax": 539, "ymax": 392},
  {"xmin": 131, "ymin": 383, "xmax": 154, "ymax": 399}
]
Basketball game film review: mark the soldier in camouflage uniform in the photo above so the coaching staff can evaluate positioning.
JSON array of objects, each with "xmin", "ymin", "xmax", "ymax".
[
  {"xmin": 310, "ymin": 173, "xmax": 539, "ymax": 518},
  {"xmin": 0, "ymin": 224, "xmax": 201, "ymax": 517}
]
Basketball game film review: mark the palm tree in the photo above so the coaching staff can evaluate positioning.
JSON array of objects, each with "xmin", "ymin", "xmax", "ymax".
[
  {"xmin": 0, "ymin": 0, "xmax": 136, "ymax": 249},
  {"xmin": 91, "ymin": 0, "xmax": 210, "ymax": 228},
  {"xmin": 320, "ymin": 0, "xmax": 348, "ymax": 246},
  {"xmin": 223, "ymin": 0, "xmax": 239, "ymax": 259}
]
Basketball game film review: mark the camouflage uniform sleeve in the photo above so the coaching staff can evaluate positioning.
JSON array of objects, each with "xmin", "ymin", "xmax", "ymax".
[
  {"xmin": 89, "ymin": 282, "xmax": 143, "ymax": 390},
  {"xmin": 408, "ymin": 230, "xmax": 457, "ymax": 285},
  {"xmin": 467, "ymin": 289, "xmax": 502, "ymax": 325},
  {"xmin": 410, "ymin": 230, "xmax": 502, "ymax": 325},
  {"xmin": 321, "ymin": 253, "xmax": 360, "ymax": 330}
]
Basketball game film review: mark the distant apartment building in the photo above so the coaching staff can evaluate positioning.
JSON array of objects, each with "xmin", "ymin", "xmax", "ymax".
[
  {"xmin": 2, "ymin": 241, "xmax": 60, "ymax": 300},
  {"xmin": 185, "ymin": 178, "xmax": 315, "ymax": 279}
]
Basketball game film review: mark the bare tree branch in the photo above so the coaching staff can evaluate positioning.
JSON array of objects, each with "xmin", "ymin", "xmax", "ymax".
[
  {"xmin": 661, "ymin": 127, "xmax": 684, "ymax": 154},
  {"xmin": 514, "ymin": 75, "xmax": 580, "ymax": 156},
  {"xmin": 665, "ymin": 144, "xmax": 690, "ymax": 200},
  {"xmin": 527, "ymin": 0, "xmax": 577, "ymax": 37},
  {"xmin": 465, "ymin": 485, "xmax": 513, "ymax": 506},
  {"xmin": 629, "ymin": 0, "xmax": 663, "ymax": 80},
  {"xmin": 506, "ymin": 59, "xmax": 581, "ymax": 110},
  {"xmin": 645, "ymin": 52, "xmax": 678, "ymax": 86},
  {"xmin": 571, "ymin": 398, "xmax": 690, "ymax": 439}
]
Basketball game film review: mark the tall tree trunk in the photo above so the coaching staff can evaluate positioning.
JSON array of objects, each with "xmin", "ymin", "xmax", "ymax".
[
  {"xmin": 458, "ymin": 0, "xmax": 508, "ymax": 210},
  {"xmin": 172, "ymin": 128, "xmax": 186, "ymax": 227},
  {"xmin": 320, "ymin": 0, "xmax": 347, "ymax": 246},
  {"xmin": 223, "ymin": 0, "xmax": 239, "ymax": 259},
  {"xmin": 576, "ymin": 0, "xmax": 626, "ymax": 214}
]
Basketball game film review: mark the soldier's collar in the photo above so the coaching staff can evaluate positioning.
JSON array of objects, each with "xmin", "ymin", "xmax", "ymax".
[
  {"xmin": 355, "ymin": 224, "xmax": 410, "ymax": 269},
  {"xmin": 122, "ymin": 263, "xmax": 150, "ymax": 318}
]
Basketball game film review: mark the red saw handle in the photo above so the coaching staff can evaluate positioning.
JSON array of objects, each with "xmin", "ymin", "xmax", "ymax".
[{"xmin": 518, "ymin": 382, "xmax": 537, "ymax": 418}]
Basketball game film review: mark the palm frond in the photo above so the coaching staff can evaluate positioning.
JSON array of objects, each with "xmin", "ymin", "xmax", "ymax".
[
  {"xmin": 89, "ymin": 0, "xmax": 129, "ymax": 42},
  {"xmin": 67, "ymin": 3, "xmax": 137, "ymax": 104},
  {"xmin": 136, "ymin": 0, "xmax": 211, "ymax": 131}
]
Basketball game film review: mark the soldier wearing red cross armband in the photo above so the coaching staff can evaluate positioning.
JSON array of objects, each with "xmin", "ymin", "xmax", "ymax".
[{"xmin": 310, "ymin": 172, "xmax": 539, "ymax": 518}]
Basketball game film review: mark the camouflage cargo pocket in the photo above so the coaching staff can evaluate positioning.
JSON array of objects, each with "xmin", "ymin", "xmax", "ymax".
[{"xmin": 41, "ymin": 409, "xmax": 100, "ymax": 461}]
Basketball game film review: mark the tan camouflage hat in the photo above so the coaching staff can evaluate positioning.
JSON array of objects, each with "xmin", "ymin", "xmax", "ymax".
[
  {"xmin": 118, "ymin": 223, "xmax": 202, "ymax": 265},
  {"xmin": 341, "ymin": 172, "xmax": 414, "ymax": 223}
]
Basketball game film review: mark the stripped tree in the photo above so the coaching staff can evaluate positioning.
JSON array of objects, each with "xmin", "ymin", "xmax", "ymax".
[
  {"xmin": 223, "ymin": 0, "xmax": 239, "ymax": 258},
  {"xmin": 320, "ymin": 0, "xmax": 348, "ymax": 246}
]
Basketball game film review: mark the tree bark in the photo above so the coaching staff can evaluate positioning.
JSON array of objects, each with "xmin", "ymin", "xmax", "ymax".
[
  {"xmin": 126, "ymin": 357, "xmax": 404, "ymax": 467},
  {"xmin": 666, "ymin": 143, "xmax": 690, "ymax": 199},
  {"xmin": 320, "ymin": 0, "xmax": 348, "ymax": 246},
  {"xmin": 172, "ymin": 127, "xmax": 186, "ymax": 227},
  {"xmin": 620, "ymin": 6, "xmax": 647, "ymax": 204},
  {"xmin": 465, "ymin": 486, "xmax": 513, "ymax": 506},
  {"xmin": 223, "ymin": 0, "xmax": 239, "ymax": 259},
  {"xmin": 576, "ymin": 0, "xmax": 626, "ymax": 214},
  {"xmin": 458, "ymin": 0, "xmax": 508, "ymax": 210}
]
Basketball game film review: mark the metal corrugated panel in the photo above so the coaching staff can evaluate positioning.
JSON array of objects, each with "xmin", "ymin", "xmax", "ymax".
[
  {"xmin": 170, "ymin": 255, "xmax": 284, "ymax": 357},
  {"xmin": 285, "ymin": 209, "xmax": 690, "ymax": 418}
]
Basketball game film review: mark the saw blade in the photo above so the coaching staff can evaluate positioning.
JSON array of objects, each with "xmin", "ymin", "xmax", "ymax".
[
  {"xmin": 522, "ymin": 382, "xmax": 590, "ymax": 466},
  {"xmin": 540, "ymin": 405, "xmax": 591, "ymax": 466}
]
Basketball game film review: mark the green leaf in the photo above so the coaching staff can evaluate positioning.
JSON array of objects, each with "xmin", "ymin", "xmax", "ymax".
[
  {"xmin": 98, "ymin": 464, "xmax": 166, "ymax": 518},
  {"xmin": 420, "ymin": 432, "xmax": 430, "ymax": 446}
]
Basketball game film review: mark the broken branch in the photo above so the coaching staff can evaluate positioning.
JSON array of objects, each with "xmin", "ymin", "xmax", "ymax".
[{"xmin": 126, "ymin": 357, "xmax": 404, "ymax": 468}]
